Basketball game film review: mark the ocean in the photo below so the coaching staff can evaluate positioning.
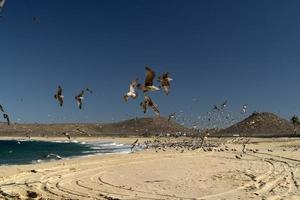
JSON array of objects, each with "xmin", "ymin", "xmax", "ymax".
[{"xmin": 0, "ymin": 140, "xmax": 132, "ymax": 165}]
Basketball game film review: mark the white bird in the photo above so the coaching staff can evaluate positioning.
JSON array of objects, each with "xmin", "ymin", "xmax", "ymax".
[
  {"xmin": 242, "ymin": 104, "xmax": 247, "ymax": 114},
  {"xmin": 0, "ymin": 0, "xmax": 5, "ymax": 16},
  {"xmin": 124, "ymin": 78, "xmax": 138, "ymax": 102},
  {"xmin": 54, "ymin": 85, "xmax": 64, "ymax": 107},
  {"xmin": 75, "ymin": 90, "xmax": 84, "ymax": 109}
]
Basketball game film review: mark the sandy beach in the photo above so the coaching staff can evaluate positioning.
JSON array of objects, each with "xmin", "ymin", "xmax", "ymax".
[{"xmin": 0, "ymin": 137, "xmax": 299, "ymax": 200}]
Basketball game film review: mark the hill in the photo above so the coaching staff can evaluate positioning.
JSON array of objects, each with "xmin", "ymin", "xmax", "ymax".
[
  {"xmin": 0, "ymin": 117, "xmax": 195, "ymax": 137},
  {"xmin": 215, "ymin": 112, "xmax": 297, "ymax": 137}
]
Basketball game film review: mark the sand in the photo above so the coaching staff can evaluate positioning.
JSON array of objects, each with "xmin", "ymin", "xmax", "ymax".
[{"xmin": 0, "ymin": 137, "xmax": 299, "ymax": 200}]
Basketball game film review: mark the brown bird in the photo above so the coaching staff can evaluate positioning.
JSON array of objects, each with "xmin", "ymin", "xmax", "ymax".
[
  {"xmin": 158, "ymin": 72, "xmax": 173, "ymax": 95},
  {"xmin": 3, "ymin": 113, "xmax": 10, "ymax": 125},
  {"xmin": 137, "ymin": 66, "xmax": 160, "ymax": 93},
  {"xmin": 140, "ymin": 95, "xmax": 160, "ymax": 115},
  {"xmin": 62, "ymin": 132, "xmax": 71, "ymax": 140},
  {"xmin": 54, "ymin": 85, "xmax": 64, "ymax": 107},
  {"xmin": 124, "ymin": 78, "xmax": 138, "ymax": 102},
  {"xmin": 75, "ymin": 90, "xmax": 84, "ymax": 109}
]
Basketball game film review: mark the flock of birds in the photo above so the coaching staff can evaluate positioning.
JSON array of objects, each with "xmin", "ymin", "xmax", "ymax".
[
  {"xmin": 123, "ymin": 66, "xmax": 173, "ymax": 115},
  {"xmin": 52, "ymin": 66, "xmax": 172, "ymax": 117},
  {"xmin": 54, "ymin": 86, "xmax": 93, "ymax": 110}
]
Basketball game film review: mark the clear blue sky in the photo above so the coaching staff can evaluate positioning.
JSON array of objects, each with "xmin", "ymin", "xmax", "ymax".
[{"xmin": 1, "ymin": 0, "xmax": 300, "ymax": 124}]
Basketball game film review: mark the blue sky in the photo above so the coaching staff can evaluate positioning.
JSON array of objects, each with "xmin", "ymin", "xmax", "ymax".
[{"xmin": 1, "ymin": 0, "xmax": 300, "ymax": 124}]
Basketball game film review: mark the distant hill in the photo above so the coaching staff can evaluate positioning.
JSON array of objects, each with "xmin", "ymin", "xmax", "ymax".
[
  {"xmin": 95, "ymin": 116, "xmax": 194, "ymax": 136},
  {"xmin": 0, "ymin": 117, "xmax": 195, "ymax": 137},
  {"xmin": 215, "ymin": 112, "xmax": 298, "ymax": 137}
]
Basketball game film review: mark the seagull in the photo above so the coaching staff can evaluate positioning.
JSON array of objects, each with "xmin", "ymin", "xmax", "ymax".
[
  {"xmin": 168, "ymin": 112, "xmax": 176, "ymax": 121},
  {"xmin": 158, "ymin": 72, "xmax": 172, "ymax": 95},
  {"xmin": 220, "ymin": 100, "xmax": 227, "ymax": 110},
  {"xmin": 75, "ymin": 90, "xmax": 84, "ymax": 109},
  {"xmin": 137, "ymin": 66, "xmax": 160, "ymax": 92},
  {"xmin": 0, "ymin": 104, "xmax": 4, "ymax": 113},
  {"xmin": 54, "ymin": 85, "xmax": 64, "ymax": 107},
  {"xmin": 86, "ymin": 88, "xmax": 93, "ymax": 94},
  {"xmin": 44, "ymin": 153, "xmax": 62, "ymax": 160},
  {"xmin": 32, "ymin": 16, "xmax": 40, "ymax": 22},
  {"xmin": 213, "ymin": 105, "xmax": 220, "ymax": 112},
  {"xmin": 124, "ymin": 78, "xmax": 138, "ymax": 102},
  {"xmin": 0, "ymin": 0, "xmax": 5, "ymax": 17},
  {"xmin": 242, "ymin": 104, "xmax": 247, "ymax": 114},
  {"xmin": 62, "ymin": 132, "xmax": 71, "ymax": 140},
  {"xmin": 3, "ymin": 113, "xmax": 10, "ymax": 125},
  {"xmin": 131, "ymin": 139, "xmax": 139, "ymax": 151},
  {"xmin": 140, "ymin": 95, "xmax": 160, "ymax": 115}
]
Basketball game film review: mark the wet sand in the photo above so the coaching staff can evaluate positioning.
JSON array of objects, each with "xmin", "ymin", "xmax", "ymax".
[{"xmin": 0, "ymin": 137, "xmax": 299, "ymax": 200}]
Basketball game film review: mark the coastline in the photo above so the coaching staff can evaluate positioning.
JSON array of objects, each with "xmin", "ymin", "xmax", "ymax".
[{"xmin": 0, "ymin": 137, "xmax": 299, "ymax": 199}]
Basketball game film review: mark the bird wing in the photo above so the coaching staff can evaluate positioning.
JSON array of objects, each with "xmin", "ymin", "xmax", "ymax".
[
  {"xmin": 145, "ymin": 66, "xmax": 155, "ymax": 87},
  {"xmin": 58, "ymin": 96, "xmax": 63, "ymax": 106},
  {"xmin": 76, "ymin": 97, "xmax": 82, "ymax": 109},
  {"xmin": 148, "ymin": 97, "xmax": 160, "ymax": 115},
  {"xmin": 3, "ymin": 114, "xmax": 9, "ymax": 125},
  {"xmin": 0, "ymin": 0, "xmax": 5, "ymax": 9},
  {"xmin": 57, "ymin": 86, "xmax": 62, "ymax": 96},
  {"xmin": 0, "ymin": 104, "xmax": 4, "ymax": 112}
]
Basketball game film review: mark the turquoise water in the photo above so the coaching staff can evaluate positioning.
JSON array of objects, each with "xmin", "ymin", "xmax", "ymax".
[{"xmin": 0, "ymin": 140, "xmax": 131, "ymax": 165}]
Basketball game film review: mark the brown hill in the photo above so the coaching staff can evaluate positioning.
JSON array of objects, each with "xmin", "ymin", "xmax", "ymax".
[
  {"xmin": 96, "ymin": 116, "xmax": 195, "ymax": 136},
  {"xmin": 0, "ymin": 117, "xmax": 194, "ymax": 137},
  {"xmin": 215, "ymin": 112, "xmax": 297, "ymax": 137}
]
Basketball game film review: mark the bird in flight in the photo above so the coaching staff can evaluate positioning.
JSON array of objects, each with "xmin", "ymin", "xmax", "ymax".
[
  {"xmin": 137, "ymin": 66, "xmax": 160, "ymax": 93},
  {"xmin": 140, "ymin": 95, "xmax": 160, "ymax": 116},
  {"xmin": 0, "ymin": 104, "xmax": 4, "ymax": 113},
  {"xmin": 75, "ymin": 90, "xmax": 85, "ymax": 109},
  {"xmin": 220, "ymin": 100, "xmax": 228, "ymax": 110},
  {"xmin": 86, "ymin": 88, "xmax": 93, "ymax": 94},
  {"xmin": 62, "ymin": 132, "xmax": 71, "ymax": 140},
  {"xmin": 242, "ymin": 104, "xmax": 247, "ymax": 114},
  {"xmin": 0, "ymin": 0, "xmax": 6, "ymax": 17},
  {"xmin": 3, "ymin": 113, "xmax": 10, "ymax": 125},
  {"xmin": 124, "ymin": 78, "xmax": 139, "ymax": 102},
  {"xmin": 168, "ymin": 112, "xmax": 176, "ymax": 121},
  {"xmin": 158, "ymin": 72, "xmax": 173, "ymax": 95},
  {"xmin": 213, "ymin": 105, "xmax": 221, "ymax": 112},
  {"xmin": 131, "ymin": 139, "xmax": 139, "ymax": 151},
  {"xmin": 54, "ymin": 85, "xmax": 64, "ymax": 107}
]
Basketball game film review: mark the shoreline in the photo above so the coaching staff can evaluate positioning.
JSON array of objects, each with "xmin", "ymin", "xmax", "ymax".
[{"xmin": 0, "ymin": 137, "xmax": 299, "ymax": 199}]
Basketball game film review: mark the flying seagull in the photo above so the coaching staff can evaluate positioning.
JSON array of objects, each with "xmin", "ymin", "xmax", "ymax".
[
  {"xmin": 158, "ymin": 72, "xmax": 173, "ymax": 95},
  {"xmin": 32, "ymin": 16, "xmax": 40, "ymax": 22},
  {"xmin": 62, "ymin": 132, "xmax": 71, "ymax": 140},
  {"xmin": 168, "ymin": 112, "xmax": 176, "ymax": 121},
  {"xmin": 131, "ymin": 139, "xmax": 139, "ymax": 151},
  {"xmin": 213, "ymin": 105, "xmax": 220, "ymax": 112},
  {"xmin": 3, "ymin": 113, "xmax": 10, "ymax": 125},
  {"xmin": 75, "ymin": 90, "xmax": 84, "ymax": 109},
  {"xmin": 138, "ymin": 66, "xmax": 160, "ymax": 92},
  {"xmin": 140, "ymin": 95, "xmax": 160, "ymax": 116},
  {"xmin": 54, "ymin": 85, "xmax": 64, "ymax": 107},
  {"xmin": 0, "ymin": 0, "xmax": 6, "ymax": 17},
  {"xmin": 86, "ymin": 88, "xmax": 93, "ymax": 94},
  {"xmin": 0, "ymin": 104, "xmax": 4, "ymax": 113},
  {"xmin": 124, "ymin": 78, "xmax": 138, "ymax": 102},
  {"xmin": 220, "ymin": 100, "xmax": 227, "ymax": 110},
  {"xmin": 242, "ymin": 104, "xmax": 247, "ymax": 114}
]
